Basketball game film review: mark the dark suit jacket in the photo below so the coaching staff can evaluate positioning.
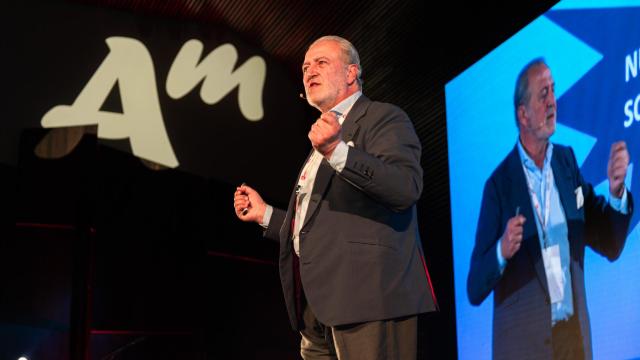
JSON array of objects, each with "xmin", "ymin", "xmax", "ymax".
[
  {"xmin": 467, "ymin": 144, "xmax": 633, "ymax": 359},
  {"xmin": 264, "ymin": 95, "xmax": 438, "ymax": 329}
]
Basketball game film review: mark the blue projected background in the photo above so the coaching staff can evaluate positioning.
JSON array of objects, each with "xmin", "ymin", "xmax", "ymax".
[{"xmin": 446, "ymin": 1, "xmax": 640, "ymax": 359}]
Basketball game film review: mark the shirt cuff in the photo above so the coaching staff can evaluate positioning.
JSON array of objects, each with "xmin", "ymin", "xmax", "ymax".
[
  {"xmin": 328, "ymin": 140, "xmax": 349, "ymax": 172},
  {"xmin": 260, "ymin": 205, "xmax": 273, "ymax": 228},
  {"xmin": 496, "ymin": 238, "xmax": 507, "ymax": 274},
  {"xmin": 609, "ymin": 187, "xmax": 629, "ymax": 215}
]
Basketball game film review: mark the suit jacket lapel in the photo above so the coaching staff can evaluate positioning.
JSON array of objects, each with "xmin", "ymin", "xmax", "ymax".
[
  {"xmin": 551, "ymin": 148, "xmax": 576, "ymax": 221},
  {"xmin": 300, "ymin": 96, "xmax": 369, "ymax": 229},
  {"xmin": 505, "ymin": 145, "xmax": 549, "ymax": 296},
  {"xmin": 551, "ymin": 147, "xmax": 580, "ymax": 257},
  {"xmin": 301, "ymin": 159, "xmax": 333, "ymax": 229},
  {"xmin": 280, "ymin": 149, "xmax": 315, "ymax": 241},
  {"xmin": 340, "ymin": 95, "xmax": 368, "ymax": 145}
]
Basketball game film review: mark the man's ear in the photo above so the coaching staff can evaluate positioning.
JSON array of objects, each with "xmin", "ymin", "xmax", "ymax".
[
  {"xmin": 517, "ymin": 104, "xmax": 527, "ymax": 127},
  {"xmin": 347, "ymin": 64, "xmax": 359, "ymax": 85}
]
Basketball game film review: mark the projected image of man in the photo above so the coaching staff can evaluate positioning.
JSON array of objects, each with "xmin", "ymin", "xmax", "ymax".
[{"xmin": 467, "ymin": 58, "xmax": 634, "ymax": 360}]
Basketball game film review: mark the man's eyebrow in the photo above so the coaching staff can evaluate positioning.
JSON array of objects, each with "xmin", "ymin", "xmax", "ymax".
[
  {"xmin": 541, "ymin": 82, "xmax": 553, "ymax": 91},
  {"xmin": 304, "ymin": 56, "xmax": 330, "ymax": 64},
  {"xmin": 302, "ymin": 56, "xmax": 330, "ymax": 69}
]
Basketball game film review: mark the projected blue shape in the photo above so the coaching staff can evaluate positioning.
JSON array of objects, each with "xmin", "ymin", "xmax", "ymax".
[
  {"xmin": 446, "ymin": 1, "xmax": 640, "ymax": 359},
  {"xmin": 546, "ymin": 6, "xmax": 640, "ymax": 237},
  {"xmin": 554, "ymin": 123, "xmax": 597, "ymax": 167},
  {"xmin": 553, "ymin": 0, "xmax": 640, "ymax": 10},
  {"xmin": 542, "ymin": 15, "xmax": 640, "ymax": 354},
  {"xmin": 590, "ymin": 162, "xmax": 639, "ymax": 360}
]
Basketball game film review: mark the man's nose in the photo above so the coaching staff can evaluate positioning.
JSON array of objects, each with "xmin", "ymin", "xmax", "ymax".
[
  {"xmin": 547, "ymin": 95, "xmax": 556, "ymax": 108},
  {"xmin": 305, "ymin": 72, "xmax": 317, "ymax": 83},
  {"xmin": 307, "ymin": 63, "xmax": 320, "ymax": 76}
]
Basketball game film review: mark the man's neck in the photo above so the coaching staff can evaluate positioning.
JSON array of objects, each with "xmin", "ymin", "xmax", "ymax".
[
  {"xmin": 319, "ymin": 88, "xmax": 360, "ymax": 113},
  {"xmin": 520, "ymin": 134, "xmax": 548, "ymax": 169}
]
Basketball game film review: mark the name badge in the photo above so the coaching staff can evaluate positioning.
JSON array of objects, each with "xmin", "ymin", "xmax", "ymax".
[{"xmin": 542, "ymin": 244, "xmax": 564, "ymax": 304}]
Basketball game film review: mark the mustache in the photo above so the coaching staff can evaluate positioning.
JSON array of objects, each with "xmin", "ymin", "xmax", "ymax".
[{"xmin": 545, "ymin": 106, "xmax": 555, "ymax": 118}]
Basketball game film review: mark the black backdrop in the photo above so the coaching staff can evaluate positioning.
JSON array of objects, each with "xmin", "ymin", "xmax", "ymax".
[{"xmin": 0, "ymin": 1, "xmax": 559, "ymax": 358}]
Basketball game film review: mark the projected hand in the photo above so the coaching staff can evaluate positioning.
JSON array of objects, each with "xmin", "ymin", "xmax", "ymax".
[
  {"xmin": 608, "ymin": 141, "xmax": 629, "ymax": 198},
  {"xmin": 234, "ymin": 184, "xmax": 267, "ymax": 224},
  {"xmin": 501, "ymin": 215, "xmax": 526, "ymax": 260},
  {"xmin": 309, "ymin": 111, "xmax": 342, "ymax": 159}
]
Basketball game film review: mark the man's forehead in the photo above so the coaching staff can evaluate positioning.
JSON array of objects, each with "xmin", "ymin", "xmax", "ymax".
[
  {"xmin": 304, "ymin": 41, "xmax": 339, "ymax": 61},
  {"xmin": 530, "ymin": 65, "xmax": 553, "ymax": 83}
]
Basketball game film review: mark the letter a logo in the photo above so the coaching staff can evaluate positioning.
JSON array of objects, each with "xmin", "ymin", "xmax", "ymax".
[{"xmin": 42, "ymin": 37, "xmax": 178, "ymax": 168}]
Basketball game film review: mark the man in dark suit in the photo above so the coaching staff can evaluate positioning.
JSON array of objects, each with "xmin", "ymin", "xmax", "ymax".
[
  {"xmin": 467, "ymin": 58, "xmax": 633, "ymax": 359},
  {"xmin": 233, "ymin": 35, "xmax": 437, "ymax": 359}
]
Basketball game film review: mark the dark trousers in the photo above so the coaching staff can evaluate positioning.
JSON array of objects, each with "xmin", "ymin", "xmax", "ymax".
[
  {"xmin": 292, "ymin": 250, "xmax": 417, "ymax": 360},
  {"xmin": 299, "ymin": 300, "xmax": 417, "ymax": 360},
  {"xmin": 552, "ymin": 315, "xmax": 585, "ymax": 360}
]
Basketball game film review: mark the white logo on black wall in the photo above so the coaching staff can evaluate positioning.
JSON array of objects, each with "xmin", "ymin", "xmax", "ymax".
[{"xmin": 42, "ymin": 37, "xmax": 267, "ymax": 168}]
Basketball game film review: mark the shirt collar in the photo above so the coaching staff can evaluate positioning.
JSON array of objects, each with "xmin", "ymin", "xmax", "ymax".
[
  {"xmin": 331, "ymin": 91, "xmax": 362, "ymax": 125},
  {"xmin": 517, "ymin": 138, "xmax": 553, "ymax": 172}
]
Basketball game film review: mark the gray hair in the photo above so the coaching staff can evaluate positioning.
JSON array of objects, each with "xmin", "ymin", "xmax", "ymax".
[
  {"xmin": 310, "ymin": 35, "xmax": 363, "ymax": 87},
  {"xmin": 514, "ymin": 57, "xmax": 548, "ymax": 127}
]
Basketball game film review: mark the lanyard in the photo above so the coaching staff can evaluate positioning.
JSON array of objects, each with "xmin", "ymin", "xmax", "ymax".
[{"xmin": 523, "ymin": 164, "xmax": 552, "ymax": 247}]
